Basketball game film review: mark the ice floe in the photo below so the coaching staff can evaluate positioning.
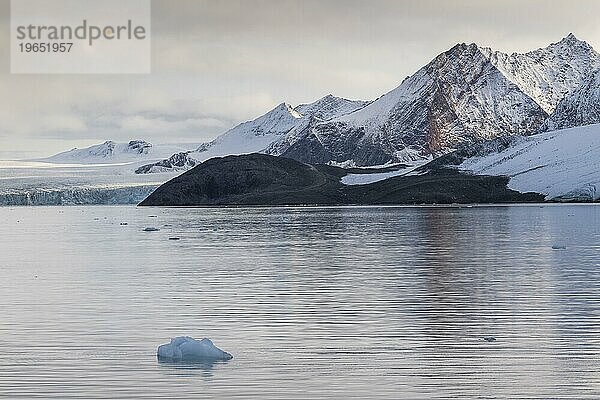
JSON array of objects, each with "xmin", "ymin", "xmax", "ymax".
[{"xmin": 157, "ymin": 337, "xmax": 233, "ymax": 361}]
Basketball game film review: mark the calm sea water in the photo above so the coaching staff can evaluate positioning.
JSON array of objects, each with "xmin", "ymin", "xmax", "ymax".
[{"xmin": 0, "ymin": 205, "xmax": 599, "ymax": 399}]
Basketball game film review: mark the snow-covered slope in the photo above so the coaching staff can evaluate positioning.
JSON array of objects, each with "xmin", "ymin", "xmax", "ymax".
[
  {"xmin": 42, "ymin": 140, "xmax": 194, "ymax": 164},
  {"xmin": 458, "ymin": 124, "xmax": 600, "ymax": 201},
  {"xmin": 281, "ymin": 34, "xmax": 600, "ymax": 167},
  {"xmin": 137, "ymin": 95, "xmax": 369, "ymax": 173},
  {"xmin": 544, "ymin": 68, "xmax": 600, "ymax": 130},
  {"xmin": 192, "ymin": 102, "xmax": 302, "ymax": 161},
  {"xmin": 193, "ymin": 95, "xmax": 368, "ymax": 160}
]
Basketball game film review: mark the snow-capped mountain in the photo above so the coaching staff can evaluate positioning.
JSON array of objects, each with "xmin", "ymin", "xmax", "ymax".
[
  {"xmin": 136, "ymin": 95, "xmax": 369, "ymax": 173},
  {"xmin": 42, "ymin": 140, "xmax": 195, "ymax": 165},
  {"xmin": 458, "ymin": 124, "xmax": 600, "ymax": 201},
  {"xmin": 193, "ymin": 95, "xmax": 368, "ymax": 160},
  {"xmin": 43, "ymin": 34, "xmax": 600, "ymax": 178},
  {"xmin": 544, "ymin": 68, "xmax": 600, "ymax": 130},
  {"xmin": 194, "ymin": 102, "xmax": 303, "ymax": 159},
  {"xmin": 281, "ymin": 34, "xmax": 600, "ymax": 166},
  {"xmin": 482, "ymin": 33, "xmax": 600, "ymax": 114},
  {"xmin": 44, "ymin": 140, "xmax": 152, "ymax": 163}
]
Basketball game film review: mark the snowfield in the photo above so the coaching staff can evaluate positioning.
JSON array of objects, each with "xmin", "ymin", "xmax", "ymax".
[{"xmin": 459, "ymin": 124, "xmax": 600, "ymax": 201}]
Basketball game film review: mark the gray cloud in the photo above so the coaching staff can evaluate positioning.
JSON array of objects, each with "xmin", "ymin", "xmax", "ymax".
[{"xmin": 1, "ymin": 0, "xmax": 600, "ymax": 156}]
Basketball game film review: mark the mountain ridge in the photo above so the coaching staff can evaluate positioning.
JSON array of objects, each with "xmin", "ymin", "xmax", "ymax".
[
  {"xmin": 45, "ymin": 34, "xmax": 600, "ymax": 172},
  {"xmin": 281, "ymin": 34, "xmax": 600, "ymax": 166}
]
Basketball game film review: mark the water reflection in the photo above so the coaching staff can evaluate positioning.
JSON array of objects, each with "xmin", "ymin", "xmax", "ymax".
[
  {"xmin": 157, "ymin": 356, "xmax": 231, "ymax": 377},
  {"xmin": 0, "ymin": 205, "xmax": 599, "ymax": 399}
]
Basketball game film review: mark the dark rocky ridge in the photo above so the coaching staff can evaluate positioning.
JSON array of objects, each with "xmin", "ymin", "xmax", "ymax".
[{"xmin": 139, "ymin": 154, "xmax": 543, "ymax": 206}]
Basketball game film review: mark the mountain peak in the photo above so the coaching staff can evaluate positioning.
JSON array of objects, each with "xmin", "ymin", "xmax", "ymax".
[
  {"xmin": 431, "ymin": 42, "xmax": 484, "ymax": 69},
  {"xmin": 547, "ymin": 32, "xmax": 592, "ymax": 51},
  {"xmin": 294, "ymin": 95, "xmax": 369, "ymax": 121},
  {"xmin": 272, "ymin": 102, "xmax": 301, "ymax": 118},
  {"xmin": 275, "ymin": 101, "xmax": 293, "ymax": 110},
  {"xmin": 562, "ymin": 32, "xmax": 578, "ymax": 43},
  {"xmin": 306, "ymin": 94, "xmax": 342, "ymax": 105},
  {"xmin": 447, "ymin": 42, "xmax": 480, "ymax": 53}
]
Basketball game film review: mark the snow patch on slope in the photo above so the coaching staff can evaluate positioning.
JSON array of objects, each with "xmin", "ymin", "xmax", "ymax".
[{"xmin": 341, "ymin": 159, "xmax": 430, "ymax": 186}]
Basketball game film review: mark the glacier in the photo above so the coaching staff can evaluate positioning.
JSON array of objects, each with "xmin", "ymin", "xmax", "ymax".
[
  {"xmin": 340, "ymin": 159, "xmax": 431, "ymax": 186},
  {"xmin": 0, "ymin": 154, "xmax": 184, "ymax": 206},
  {"xmin": 0, "ymin": 141, "xmax": 202, "ymax": 206},
  {"xmin": 0, "ymin": 184, "xmax": 158, "ymax": 206}
]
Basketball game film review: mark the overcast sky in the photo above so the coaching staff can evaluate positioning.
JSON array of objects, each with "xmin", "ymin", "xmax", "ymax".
[{"xmin": 1, "ymin": 0, "xmax": 600, "ymax": 158}]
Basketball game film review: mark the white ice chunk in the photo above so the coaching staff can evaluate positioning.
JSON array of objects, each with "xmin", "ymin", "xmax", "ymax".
[{"xmin": 157, "ymin": 337, "xmax": 233, "ymax": 361}]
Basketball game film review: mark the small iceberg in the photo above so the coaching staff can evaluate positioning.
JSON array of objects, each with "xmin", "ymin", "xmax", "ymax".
[
  {"xmin": 157, "ymin": 337, "xmax": 233, "ymax": 361},
  {"xmin": 143, "ymin": 227, "xmax": 160, "ymax": 232}
]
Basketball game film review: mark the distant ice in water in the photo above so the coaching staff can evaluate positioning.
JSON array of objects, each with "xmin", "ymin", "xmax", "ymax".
[{"xmin": 157, "ymin": 337, "xmax": 233, "ymax": 361}]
